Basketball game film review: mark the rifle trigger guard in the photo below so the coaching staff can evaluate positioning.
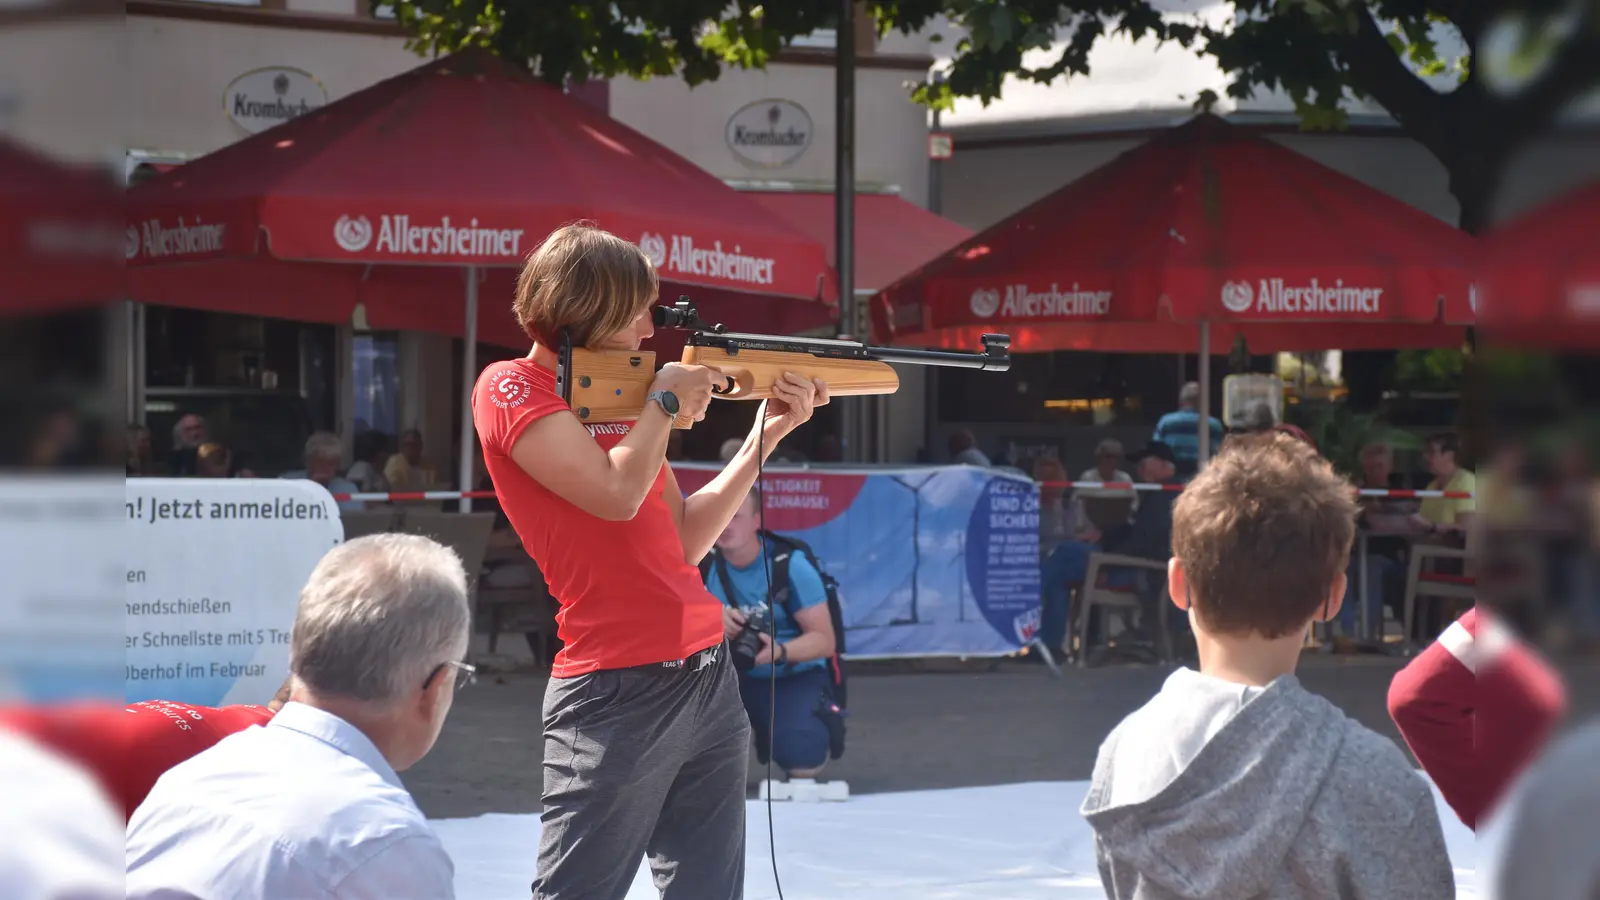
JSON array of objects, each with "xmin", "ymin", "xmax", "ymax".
[{"xmin": 713, "ymin": 376, "xmax": 737, "ymax": 395}]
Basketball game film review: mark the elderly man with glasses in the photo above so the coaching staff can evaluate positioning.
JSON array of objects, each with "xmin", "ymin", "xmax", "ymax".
[{"xmin": 126, "ymin": 533, "xmax": 475, "ymax": 899}]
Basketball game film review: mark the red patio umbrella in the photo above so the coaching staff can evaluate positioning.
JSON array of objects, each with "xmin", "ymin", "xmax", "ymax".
[
  {"xmin": 125, "ymin": 48, "xmax": 834, "ymax": 344},
  {"xmin": 127, "ymin": 49, "xmax": 835, "ymax": 499},
  {"xmin": 874, "ymin": 115, "xmax": 1470, "ymax": 353},
  {"xmin": 872, "ymin": 114, "xmax": 1473, "ymax": 460},
  {"xmin": 744, "ymin": 190, "xmax": 974, "ymax": 293},
  {"xmin": 1473, "ymin": 179, "xmax": 1600, "ymax": 349},
  {"xmin": 1, "ymin": 138, "xmax": 121, "ymax": 315}
]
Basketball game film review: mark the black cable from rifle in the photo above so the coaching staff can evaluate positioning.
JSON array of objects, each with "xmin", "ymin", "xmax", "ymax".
[{"xmin": 757, "ymin": 421, "xmax": 785, "ymax": 900}]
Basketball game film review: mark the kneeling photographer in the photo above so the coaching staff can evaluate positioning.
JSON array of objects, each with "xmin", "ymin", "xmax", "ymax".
[{"xmin": 704, "ymin": 487, "xmax": 842, "ymax": 779}]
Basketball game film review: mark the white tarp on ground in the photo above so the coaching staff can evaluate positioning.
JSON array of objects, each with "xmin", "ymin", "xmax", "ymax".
[{"xmin": 433, "ymin": 780, "xmax": 1480, "ymax": 900}]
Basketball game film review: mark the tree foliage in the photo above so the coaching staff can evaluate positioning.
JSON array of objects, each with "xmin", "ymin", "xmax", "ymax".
[
  {"xmin": 387, "ymin": 0, "xmax": 1600, "ymax": 228},
  {"xmin": 384, "ymin": 1, "xmax": 845, "ymax": 87}
]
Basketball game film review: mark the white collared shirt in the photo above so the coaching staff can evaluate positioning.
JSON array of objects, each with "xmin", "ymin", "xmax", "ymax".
[
  {"xmin": 125, "ymin": 702, "xmax": 455, "ymax": 899},
  {"xmin": 0, "ymin": 728, "xmax": 124, "ymax": 900}
]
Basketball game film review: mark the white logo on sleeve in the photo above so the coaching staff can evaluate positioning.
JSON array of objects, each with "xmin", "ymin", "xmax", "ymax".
[
  {"xmin": 125, "ymin": 226, "xmax": 140, "ymax": 260},
  {"xmin": 334, "ymin": 215, "xmax": 374, "ymax": 252},
  {"xmin": 489, "ymin": 369, "xmax": 534, "ymax": 409},
  {"xmin": 1221, "ymin": 280, "xmax": 1254, "ymax": 313},
  {"xmin": 969, "ymin": 288, "xmax": 1001, "ymax": 318}
]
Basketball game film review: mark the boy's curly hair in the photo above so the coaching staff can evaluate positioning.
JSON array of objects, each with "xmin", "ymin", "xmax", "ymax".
[{"xmin": 1172, "ymin": 432, "xmax": 1357, "ymax": 638}]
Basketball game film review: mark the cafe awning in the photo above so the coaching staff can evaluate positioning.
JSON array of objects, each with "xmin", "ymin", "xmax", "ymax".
[
  {"xmin": 126, "ymin": 49, "xmax": 835, "ymax": 347},
  {"xmin": 744, "ymin": 190, "xmax": 973, "ymax": 293},
  {"xmin": 872, "ymin": 114, "xmax": 1473, "ymax": 354},
  {"xmin": 1475, "ymin": 179, "xmax": 1600, "ymax": 348},
  {"xmin": 1, "ymin": 138, "xmax": 120, "ymax": 315}
]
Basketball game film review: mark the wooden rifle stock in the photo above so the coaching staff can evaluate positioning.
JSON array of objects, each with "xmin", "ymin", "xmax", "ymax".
[{"xmin": 556, "ymin": 298, "xmax": 1010, "ymax": 430}]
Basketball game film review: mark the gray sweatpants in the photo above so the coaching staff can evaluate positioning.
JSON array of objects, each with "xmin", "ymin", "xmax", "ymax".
[{"xmin": 531, "ymin": 643, "xmax": 751, "ymax": 900}]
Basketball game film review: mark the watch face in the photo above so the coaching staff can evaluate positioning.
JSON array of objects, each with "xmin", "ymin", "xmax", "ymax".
[{"xmin": 657, "ymin": 391, "xmax": 680, "ymax": 415}]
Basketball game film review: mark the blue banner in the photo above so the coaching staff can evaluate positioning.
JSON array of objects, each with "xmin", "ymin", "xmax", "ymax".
[{"xmin": 674, "ymin": 464, "xmax": 1042, "ymax": 658}]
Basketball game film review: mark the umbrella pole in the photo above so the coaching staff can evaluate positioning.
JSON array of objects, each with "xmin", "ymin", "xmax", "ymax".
[
  {"xmin": 458, "ymin": 266, "xmax": 479, "ymax": 513},
  {"xmin": 835, "ymin": 0, "xmax": 858, "ymax": 459},
  {"xmin": 1197, "ymin": 322, "xmax": 1211, "ymax": 468}
]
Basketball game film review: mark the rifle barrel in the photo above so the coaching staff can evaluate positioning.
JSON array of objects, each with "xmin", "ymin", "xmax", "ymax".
[
  {"xmin": 865, "ymin": 345, "xmax": 1009, "ymax": 371},
  {"xmin": 690, "ymin": 329, "xmax": 1011, "ymax": 373}
]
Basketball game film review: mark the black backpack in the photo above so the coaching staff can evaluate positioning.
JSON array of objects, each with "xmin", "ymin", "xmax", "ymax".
[{"xmin": 701, "ymin": 531, "xmax": 849, "ymax": 751}]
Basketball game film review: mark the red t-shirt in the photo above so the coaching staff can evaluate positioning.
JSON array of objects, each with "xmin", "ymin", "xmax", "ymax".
[
  {"xmin": 0, "ymin": 699, "xmax": 273, "ymax": 822},
  {"xmin": 472, "ymin": 356, "xmax": 723, "ymax": 676},
  {"xmin": 1387, "ymin": 607, "xmax": 1567, "ymax": 830}
]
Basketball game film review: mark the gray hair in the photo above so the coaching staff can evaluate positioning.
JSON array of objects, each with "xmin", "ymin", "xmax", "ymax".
[
  {"xmin": 1243, "ymin": 402, "xmax": 1277, "ymax": 431},
  {"xmin": 172, "ymin": 414, "xmax": 205, "ymax": 448},
  {"xmin": 1094, "ymin": 438, "xmax": 1124, "ymax": 458},
  {"xmin": 290, "ymin": 533, "xmax": 471, "ymax": 707},
  {"xmin": 304, "ymin": 430, "xmax": 343, "ymax": 464},
  {"xmin": 1179, "ymin": 382, "xmax": 1201, "ymax": 408}
]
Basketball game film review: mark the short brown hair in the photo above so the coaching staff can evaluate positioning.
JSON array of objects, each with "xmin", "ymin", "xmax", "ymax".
[
  {"xmin": 1171, "ymin": 432, "xmax": 1358, "ymax": 638},
  {"xmin": 1425, "ymin": 431, "xmax": 1460, "ymax": 458},
  {"xmin": 513, "ymin": 222, "xmax": 658, "ymax": 347}
]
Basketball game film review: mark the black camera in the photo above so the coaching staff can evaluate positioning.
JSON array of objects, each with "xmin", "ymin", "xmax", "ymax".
[{"xmin": 729, "ymin": 604, "xmax": 774, "ymax": 673}]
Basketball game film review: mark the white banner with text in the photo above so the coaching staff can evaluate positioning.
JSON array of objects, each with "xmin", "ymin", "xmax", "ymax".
[{"xmin": 125, "ymin": 479, "xmax": 342, "ymax": 706}]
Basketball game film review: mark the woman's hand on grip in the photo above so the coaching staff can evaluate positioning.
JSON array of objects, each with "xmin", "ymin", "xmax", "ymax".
[
  {"xmin": 651, "ymin": 363, "xmax": 720, "ymax": 421},
  {"xmin": 761, "ymin": 372, "xmax": 829, "ymax": 438}
]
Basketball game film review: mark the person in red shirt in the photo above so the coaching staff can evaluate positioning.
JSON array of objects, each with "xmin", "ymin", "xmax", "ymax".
[
  {"xmin": 473, "ymin": 223, "xmax": 825, "ymax": 900},
  {"xmin": 0, "ymin": 679, "xmax": 291, "ymax": 822},
  {"xmin": 1387, "ymin": 606, "xmax": 1567, "ymax": 830}
]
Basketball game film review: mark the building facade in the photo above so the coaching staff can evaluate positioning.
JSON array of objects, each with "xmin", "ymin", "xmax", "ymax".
[
  {"xmin": 922, "ymin": 20, "xmax": 1600, "ymax": 474},
  {"xmin": 116, "ymin": 0, "xmax": 946, "ymax": 474}
]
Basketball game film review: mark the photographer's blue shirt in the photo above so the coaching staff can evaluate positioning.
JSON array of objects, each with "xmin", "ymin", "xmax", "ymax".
[{"xmin": 707, "ymin": 536, "xmax": 828, "ymax": 679}]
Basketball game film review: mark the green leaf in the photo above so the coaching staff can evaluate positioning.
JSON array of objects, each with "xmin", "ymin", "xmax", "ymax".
[{"xmin": 986, "ymin": 6, "xmax": 1015, "ymax": 50}]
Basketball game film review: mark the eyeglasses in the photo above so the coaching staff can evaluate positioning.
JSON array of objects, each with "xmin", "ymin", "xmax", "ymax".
[{"xmin": 425, "ymin": 659, "xmax": 477, "ymax": 693}]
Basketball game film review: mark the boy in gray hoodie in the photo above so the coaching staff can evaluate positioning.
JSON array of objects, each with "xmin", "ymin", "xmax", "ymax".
[{"xmin": 1080, "ymin": 432, "xmax": 1456, "ymax": 900}]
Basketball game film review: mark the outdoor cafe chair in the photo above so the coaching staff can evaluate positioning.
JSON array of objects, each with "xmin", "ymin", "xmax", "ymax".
[
  {"xmin": 1070, "ymin": 551, "xmax": 1174, "ymax": 668},
  {"xmin": 339, "ymin": 509, "xmax": 402, "ymax": 541},
  {"xmin": 399, "ymin": 510, "xmax": 497, "ymax": 639},
  {"xmin": 1402, "ymin": 544, "xmax": 1476, "ymax": 654},
  {"xmin": 477, "ymin": 548, "xmax": 559, "ymax": 665}
]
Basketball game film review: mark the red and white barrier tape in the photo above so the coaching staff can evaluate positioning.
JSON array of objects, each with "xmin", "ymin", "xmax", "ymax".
[
  {"xmin": 1039, "ymin": 481, "xmax": 1473, "ymax": 499},
  {"xmin": 331, "ymin": 490, "xmax": 499, "ymax": 502},
  {"xmin": 330, "ymin": 484, "xmax": 1475, "ymax": 502}
]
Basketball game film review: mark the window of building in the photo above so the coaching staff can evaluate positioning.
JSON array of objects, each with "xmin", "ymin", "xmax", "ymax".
[
  {"xmin": 789, "ymin": 28, "xmax": 838, "ymax": 48},
  {"xmin": 937, "ymin": 351, "xmax": 1160, "ymax": 426},
  {"xmin": 139, "ymin": 307, "xmax": 335, "ymax": 476},
  {"xmin": 352, "ymin": 332, "xmax": 400, "ymax": 438}
]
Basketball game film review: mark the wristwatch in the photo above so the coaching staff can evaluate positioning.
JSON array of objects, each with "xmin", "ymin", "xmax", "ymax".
[
  {"xmin": 776, "ymin": 643, "xmax": 789, "ymax": 665},
  {"xmin": 647, "ymin": 390, "xmax": 679, "ymax": 418}
]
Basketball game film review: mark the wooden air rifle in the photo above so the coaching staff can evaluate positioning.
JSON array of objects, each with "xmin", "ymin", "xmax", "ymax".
[{"xmin": 556, "ymin": 297, "xmax": 1011, "ymax": 428}]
